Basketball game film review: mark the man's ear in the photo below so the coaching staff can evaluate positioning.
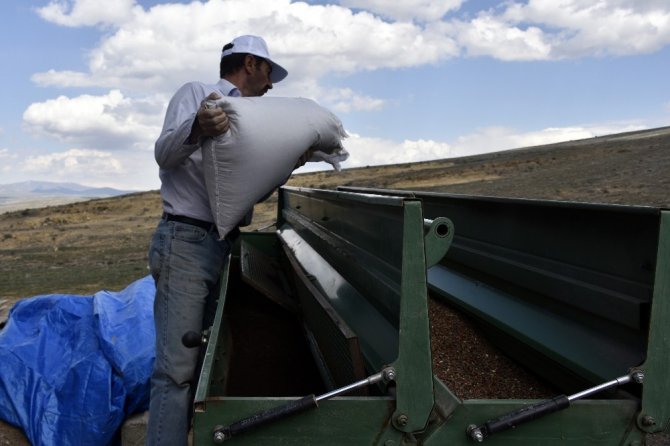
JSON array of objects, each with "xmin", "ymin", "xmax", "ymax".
[{"xmin": 243, "ymin": 54, "xmax": 256, "ymax": 74}]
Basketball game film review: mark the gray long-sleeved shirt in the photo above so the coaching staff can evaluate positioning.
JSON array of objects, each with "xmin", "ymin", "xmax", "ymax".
[{"xmin": 155, "ymin": 79, "xmax": 240, "ymax": 223}]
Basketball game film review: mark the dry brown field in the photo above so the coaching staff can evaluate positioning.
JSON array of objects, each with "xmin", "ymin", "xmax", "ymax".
[{"xmin": 1, "ymin": 127, "xmax": 669, "ymax": 444}]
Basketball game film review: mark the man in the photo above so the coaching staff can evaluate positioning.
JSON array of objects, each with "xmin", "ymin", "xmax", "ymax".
[{"xmin": 146, "ymin": 35, "xmax": 292, "ymax": 445}]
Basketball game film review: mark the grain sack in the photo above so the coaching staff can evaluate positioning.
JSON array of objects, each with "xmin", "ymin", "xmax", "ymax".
[{"xmin": 201, "ymin": 96, "xmax": 348, "ymax": 239}]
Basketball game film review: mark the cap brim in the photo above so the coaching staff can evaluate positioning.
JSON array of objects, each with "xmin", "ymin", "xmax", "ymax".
[{"xmin": 269, "ymin": 61, "xmax": 288, "ymax": 83}]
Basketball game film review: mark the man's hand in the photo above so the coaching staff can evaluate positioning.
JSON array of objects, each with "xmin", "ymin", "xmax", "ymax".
[{"xmin": 188, "ymin": 92, "xmax": 230, "ymax": 143}]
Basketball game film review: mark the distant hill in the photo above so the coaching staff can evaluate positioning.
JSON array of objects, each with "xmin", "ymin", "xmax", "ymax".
[
  {"xmin": 286, "ymin": 125, "xmax": 670, "ymax": 208},
  {"xmin": 0, "ymin": 180, "xmax": 133, "ymax": 197},
  {"xmin": 0, "ymin": 181, "xmax": 136, "ymax": 214}
]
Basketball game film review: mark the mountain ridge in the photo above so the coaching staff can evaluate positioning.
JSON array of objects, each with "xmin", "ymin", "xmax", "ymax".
[
  {"xmin": 0, "ymin": 180, "xmax": 134, "ymax": 197},
  {"xmin": 0, "ymin": 181, "xmax": 137, "ymax": 214}
]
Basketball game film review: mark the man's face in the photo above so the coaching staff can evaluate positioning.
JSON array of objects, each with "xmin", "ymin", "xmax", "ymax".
[{"xmin": 242, "ymin": 59, "xmax": 273, "ymax": 97}]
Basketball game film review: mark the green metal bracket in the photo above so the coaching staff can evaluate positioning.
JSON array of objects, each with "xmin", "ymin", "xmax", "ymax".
[
  {"xmin": 390, "ymin": 202, "xmax": 453, "ymax": 434},
  {"xmin": 638, "ymin": 210, "xmax": 670, "ymax": 434}
]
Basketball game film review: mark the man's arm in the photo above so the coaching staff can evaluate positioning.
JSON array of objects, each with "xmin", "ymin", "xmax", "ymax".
[{"xmin": 155, "ymin": 85, "xmax": 230, "ymax": 169}]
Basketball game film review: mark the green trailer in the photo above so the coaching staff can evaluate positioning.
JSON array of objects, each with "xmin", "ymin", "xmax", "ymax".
[{"xmin": 190, "ymin": 186, "xmax": 669, "ymax": 445}]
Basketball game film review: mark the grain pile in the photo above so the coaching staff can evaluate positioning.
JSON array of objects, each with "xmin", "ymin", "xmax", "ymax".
[{"xmin": 429, "ymin": 299, "xmax": 555, "ymax": 399}]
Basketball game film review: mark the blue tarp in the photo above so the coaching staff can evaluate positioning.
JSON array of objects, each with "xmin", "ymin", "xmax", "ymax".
[{"xmin": 0, "ymin": 275, "xmax": 155, "ymax": 445}]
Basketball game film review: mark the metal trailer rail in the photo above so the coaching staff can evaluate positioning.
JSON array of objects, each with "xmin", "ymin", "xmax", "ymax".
[{"xmin": 190, "ymin": 186, "xmax": 669, "ymax": 444}]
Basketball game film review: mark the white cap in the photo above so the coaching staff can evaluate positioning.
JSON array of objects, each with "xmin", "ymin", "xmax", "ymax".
[{"xmin": 221, "ymin": 35, "xmax": 288, "ymax": 83}]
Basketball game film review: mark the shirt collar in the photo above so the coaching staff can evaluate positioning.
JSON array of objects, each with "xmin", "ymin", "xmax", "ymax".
[{"xmin": 216, "ymin": 79, "xmax": 241, "ymax": 97}]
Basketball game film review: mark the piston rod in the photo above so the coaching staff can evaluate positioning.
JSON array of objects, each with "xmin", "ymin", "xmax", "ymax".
[
  {"xmin": 212, "ymin": 367, "xmax": 396, "ymax": 443},
  {"xmin": 467, "ymin": 371, "xmax": 644, "ymax": 442}
]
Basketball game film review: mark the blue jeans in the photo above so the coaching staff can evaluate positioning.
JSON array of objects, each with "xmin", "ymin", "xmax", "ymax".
[{"xmin": 146, "ymin": 218, "xmax": 232, "ymax": 446}]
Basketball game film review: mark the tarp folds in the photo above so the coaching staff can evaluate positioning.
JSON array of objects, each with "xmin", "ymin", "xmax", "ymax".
[{"xmin": 0, "ymin": 275, "xmax": 155, "ymax": 445}]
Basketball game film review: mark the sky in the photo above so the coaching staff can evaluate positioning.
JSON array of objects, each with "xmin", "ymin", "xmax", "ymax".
[{"xmin": 1, "ymin": 0, "xmax": 669, "ymax": 192}]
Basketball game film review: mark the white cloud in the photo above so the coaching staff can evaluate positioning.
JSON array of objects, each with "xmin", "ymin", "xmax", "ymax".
[
  {"xmin": 22, "ymin": 90, "xmax": 164, "ymax": 151},
  {"xmin": 18, "ymin": 0, "xmax": 670, "ymax": 188},
  {"xmin": 28, "ymin": 0, "xmax": 670, "ymax": 97},
  {"xmin": 18, "ymin": 147, "xmax": 158, "ymax": 190},
  {"xmin": 335, "ymin": 0, "xmax": 670, "ymax": 61},
  {"xmin": 23, "ymin": 148, "xmax": 122, "ymax": 175},
  {"xmin": 322, "ymin": 88, "xmax": 387, "ymax": 113},
  {"xmin": 296, "ymin": 133, "xmax": 452, "ymax": 173},
  {"xmin": 339, "ymin": 133, "xmax": 452, "ymax": 167},
  {"xmin": 31, "ymin": 0, "xmax": 460, "ymax": 93},
  {"xmin": 339, "ymin": 0, "xmax": 464, "ymax": 22},
  {"xmin": 31, "ymin": 70, "xmax": 100, "ymax": 88},
  {"xmin": 35, "ymin": 0, "xmax": 138, "ymax": 27},
  {"xmin": 500, "ymin": 0, "xmax": 670, "ymax": 58},
  {"xmin": 449, "ymin": 15, "xmax": 552, "ymax": 60},
  {"xmin": 30, "ymin": 0, "xmax": 670, "ymax": 99},
  {"xmin": 420, "ymin": 0, "xmax": 670, "ymax": 61}
]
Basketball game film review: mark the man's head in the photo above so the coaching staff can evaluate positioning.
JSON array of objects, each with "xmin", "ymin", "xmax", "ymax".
[{"xmin": 219, "ymin": 35, "xmax": 288, "ymax": 97}]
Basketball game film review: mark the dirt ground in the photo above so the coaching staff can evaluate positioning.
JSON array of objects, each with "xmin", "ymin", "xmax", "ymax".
[{"xmin": 1, "ymin": 127, "xmax": 669, "ymax": 444}]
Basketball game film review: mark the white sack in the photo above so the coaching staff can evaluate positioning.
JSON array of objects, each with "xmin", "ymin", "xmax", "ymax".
[{"xmin": 201, "ymin": 96, "xmax": 349, "ymax": 239}]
